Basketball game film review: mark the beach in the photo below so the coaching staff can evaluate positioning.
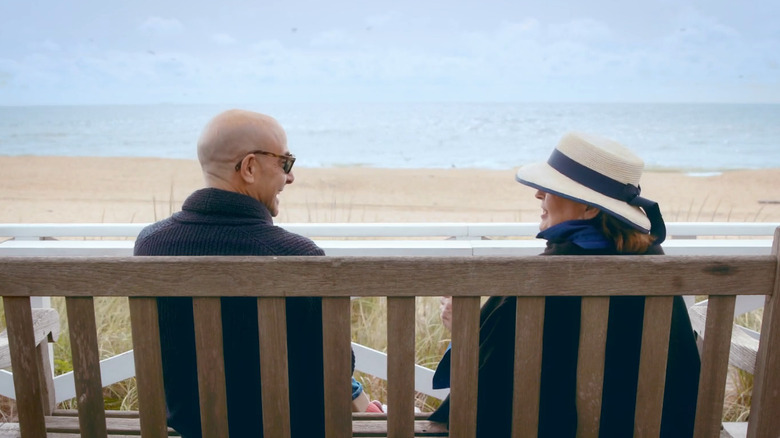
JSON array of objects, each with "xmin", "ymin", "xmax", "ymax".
[{"xmin": 2, "ymin": 156, "xmax": 780, "ymax": 225}]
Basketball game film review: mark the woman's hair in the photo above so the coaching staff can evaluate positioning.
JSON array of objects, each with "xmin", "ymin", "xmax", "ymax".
[{"xmin": 597, "ymin": 211, "xmax": 656, "ymax": 254}]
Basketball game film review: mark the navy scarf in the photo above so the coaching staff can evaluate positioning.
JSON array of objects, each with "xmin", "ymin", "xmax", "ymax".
[{"xmin": 537, "ymin": 219, "xmax": 611, "ymax": 249}]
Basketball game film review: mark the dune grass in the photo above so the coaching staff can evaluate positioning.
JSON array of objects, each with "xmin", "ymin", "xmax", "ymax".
[{"xmin": 351, "ymin": 296, "xmax": 451, "ymax": 412}]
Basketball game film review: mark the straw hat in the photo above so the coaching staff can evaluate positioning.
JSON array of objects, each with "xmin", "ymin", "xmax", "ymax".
[{"xmin": 515, "ymin": 132, "xmax": 665, "ymax": 240}]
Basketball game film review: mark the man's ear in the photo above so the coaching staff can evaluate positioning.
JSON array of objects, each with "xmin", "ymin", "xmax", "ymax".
[
  {"xmin": 237, "ymin": 155, "xmax": 258, "ymax": 183},
  {"xmin": 583, "ymin": 205, "xmax": 600, "ymax": 220}
]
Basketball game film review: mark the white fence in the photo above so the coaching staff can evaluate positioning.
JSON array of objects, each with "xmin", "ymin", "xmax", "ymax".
[
  {"xmin": 1, "ymin": 222, "xmax": 776, "ymax": 257},
  {"xmin": 0, "ymin": 221, "xmax": 777, "ymax": 404}
]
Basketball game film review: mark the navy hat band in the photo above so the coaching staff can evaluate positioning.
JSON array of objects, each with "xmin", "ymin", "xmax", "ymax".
[{"xmin": 547, "ymin": 149, "xmax": 666, "ymax": 244}]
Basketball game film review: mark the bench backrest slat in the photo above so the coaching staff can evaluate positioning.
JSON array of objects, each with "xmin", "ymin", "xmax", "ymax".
[
  {"xmin": 747, "ymin": 230, "xmax": 780, "ymax": 437},
  {"xmin": 3, "ymin": 297, "xmax": 47, "ymax": 438},
  {"xmin": 449, "ymin": 296, "xmax": 480, "ymax": 438},
  {"xmin": 128, "ymin": 297, "xmax": 169, "ymax": 437},
  {"xmin": 322, "ymin": 297, "xmax": 353, "ymax": 438},
  {"xmin": 512, "ymin": 296, "xmax": 545, "ymax": 437},
  {"xmin": 576, "ymin": 297, "xmax": 610, "ymax": 437},
  {"xmin": 694, "ymin": 295, "xmax": 737, "ymax": 437},
  {"xmin": 634, "ymin": 296, "xmax": 673, "ymax": 436},
  {"xmin": 192, "ymin": 297, "xmax": 229, "ymax": 438},
  {"xmin": 65, "ymin": 297, "xmax": 108, "ymax": 438},
  {"xmin": 387, "ymin": 296, "xmax": 416, "ymax": 437},
  {"xmin": 257, "ymin": 297, "xmax": 292, "ymax": 438}
]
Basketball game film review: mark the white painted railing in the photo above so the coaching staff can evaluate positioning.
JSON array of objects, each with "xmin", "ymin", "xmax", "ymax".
[
  {"xmin": 3, "ymin": 221, "xmax": 778, "ymax": 239},
  {"xmin": 1, "ymin": 222, "xmax": 776, "ymax": 257},
  {"xmin": 0, "ymin": 222, "xmax": 776, "ymax": 404}
]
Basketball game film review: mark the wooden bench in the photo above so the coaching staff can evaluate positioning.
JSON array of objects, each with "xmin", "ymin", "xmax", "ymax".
[{"xmin": 1, "ymin": 229, "xmax": 779, "ymax": 437}]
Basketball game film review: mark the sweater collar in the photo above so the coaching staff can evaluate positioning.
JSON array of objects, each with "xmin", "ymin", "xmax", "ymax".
[{"xmin": 179, "ymin": 188, "xmax": 274, "ymax": 223}]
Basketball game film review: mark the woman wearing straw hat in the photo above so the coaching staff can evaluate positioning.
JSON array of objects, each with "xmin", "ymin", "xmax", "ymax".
[{"xmin": 429, "ymin": 132, "xmax": 701, "ymax": 437}]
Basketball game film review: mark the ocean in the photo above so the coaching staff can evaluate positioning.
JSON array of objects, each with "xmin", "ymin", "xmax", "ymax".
[{"xmin": 1, "ymin": 103, "xmax": 778, "ymax": 172}]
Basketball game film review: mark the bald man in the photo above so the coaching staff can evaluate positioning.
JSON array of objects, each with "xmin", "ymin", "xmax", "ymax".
[
  {"xmin": 196, "ymin": 109, "xmax": 295, "ymax": 217},
  {"xmin": 134, "ymin": 109, "xmax": 326, "ymax": 437}
]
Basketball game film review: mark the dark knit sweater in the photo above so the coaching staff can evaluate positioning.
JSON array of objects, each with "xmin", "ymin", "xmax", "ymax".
[
  {"xmin": 134, "ymin": 188, "xmax": 326, "ymax": 438},
  {"xmin": 429, "ymin": 229, "xmax": 700, "ymax": 437}
]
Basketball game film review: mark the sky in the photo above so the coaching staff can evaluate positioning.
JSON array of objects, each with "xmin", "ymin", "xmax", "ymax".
[{"xmin": 0, "ymin": 0, "xmax": 778, "ymax": 105}]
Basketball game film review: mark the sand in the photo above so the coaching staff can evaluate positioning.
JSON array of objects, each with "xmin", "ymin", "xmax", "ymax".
[{"xmin": 2, "ymin": 156, "xmax": 780, "ymax": 224}]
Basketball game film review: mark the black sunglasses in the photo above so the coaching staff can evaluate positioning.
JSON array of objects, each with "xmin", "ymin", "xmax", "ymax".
[{"xmin": 235, "ymin": 150, "xmax": 296, "ymax": 174}]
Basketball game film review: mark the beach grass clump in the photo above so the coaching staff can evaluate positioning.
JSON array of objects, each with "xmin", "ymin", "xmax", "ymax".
[
  {"xmin": 722, "ymin": 308, "xmax": 762, "ymax": 422},
  {"xmin": 50, "ymin": 296, "xmax": 136, "ymax": 411},
  {"xmin": 351, "ymin": 296, "xmax": 451, "ymax": 412}
]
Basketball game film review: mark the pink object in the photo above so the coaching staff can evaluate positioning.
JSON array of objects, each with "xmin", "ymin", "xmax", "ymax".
[{"xmin": 365, "ymin": 400, "xmax": 384, "ymax": 413}]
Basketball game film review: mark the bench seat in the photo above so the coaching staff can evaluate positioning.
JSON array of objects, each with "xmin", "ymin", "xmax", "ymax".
[
  {"xmin": 0, "ymin": 416, "xmax": 746, "ymax": 437},
  {"xmin": 0, "ymin": 411, "xmax": 449, "ymax": 437}
]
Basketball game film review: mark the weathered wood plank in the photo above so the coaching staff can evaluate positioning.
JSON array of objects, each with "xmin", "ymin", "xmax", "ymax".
[
  {"xmin": 128, "ymin": 298, "xmax": 168, "ymax": 438},
  {"xmin": 322, "ymin": 297, "xmax": 352, "ymax": 438},
  {"xmin": 256, "ymin": 297, "xmax": 291, "ymax": 438},
  {"xmin": 0, "ymin": 308, "xmax": 60, "ymax": 369},
  {"xmin": 38, "ymin": 414, "xmax": 450, "ymax": 437},
  {"xmin": 0, "ymin": 415, "xmax": 449, "ymax": 437},
  {"xmin": 688, "ymin": 304, "xmax": 759, "ymax": 374},
  {"xmin": 634, "ymin": 296, "xmax": 674, "ymax": 437},
  {"xmin": 53, "ymin": 409, "xmax": 149, "ymax": 418},
  {"xmin": 0, "ymin": 307, "xmax": 59, "ymax": 415},
  {"xmin": 42, "ymin": 410, "xmax": 449, "ymax": 438},
  {"xmin": 3, "ymin": 297, "xmax": 47, "ymax": 438},
  {"xmin": 43, "ymin": 415, "xmax": 179, "ymax": 435},
  {"xmin": 748, "ymin": 228, "xmax": 780, "ymax": 437},
  {"xmin": 36, "ymin": 335, "xmax": 55, "ymax": 415},
  {"xmin": 694, "ymin": 295, "xmax": 737, "ymax": 438},
  {"xmin": 0, "ymin": 256, "xmax": 774, "ymax": 298},
  {"xmin": 450, "ymin": 296, "xmax": 480, "ymax": 438},
  {"xmin": 53, "ymin": 409, "xmax": 436, "ymax": 420},
  {"xmin": 192, "ymin": 297, "xmax": 229, "ymax": 438},
  {"xmin": 576, "ymin": 297, "xmax": 609, "ymax": 438},
  {"xmin": 387, "ymin": 297, "xmax": 415, "ymax": 438},
  {"xmin": 352, "ymin": 419, "xmax": 449, "ymax": 436},
  {"xmin": 512, "ymin": 296, "xmax": 545, "ymax": 438},
  {"xmin": 65, "ymin": 296, "xmax": 108, "ymax": 438},
  {"xmin": 350, "ymin": 412, "xmax": 437, "ymax": 421}
]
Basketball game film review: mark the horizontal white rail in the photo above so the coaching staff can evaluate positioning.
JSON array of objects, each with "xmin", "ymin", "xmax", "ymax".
[
  {"xmin": 2, "ymin": 222, "xmax": 779, "ymax": 239},
  {"xmin": 0, "ymin": 238, "xmax": 774, "ymax": 257}
]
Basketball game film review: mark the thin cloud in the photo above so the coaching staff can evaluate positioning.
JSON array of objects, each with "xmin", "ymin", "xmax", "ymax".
[
  {"xmin": 29, "ymin": 40, "xmax": 62, "ymax": 52},
  {"xmin": 139, "ymin": 17, "xmax": 185, "ymax": 35},
  {"xmin": 211, "ymin": 33, "xmax": 237, "ymax": 45},
  {"xmin": 310, "ymin": 29, "xmax": 354, "ymax": 47}
]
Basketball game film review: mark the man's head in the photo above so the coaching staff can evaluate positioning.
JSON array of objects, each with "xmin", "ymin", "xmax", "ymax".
[{"xmin": 197, "ymin": 109, "xmax": 295, "ymax": 216}]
